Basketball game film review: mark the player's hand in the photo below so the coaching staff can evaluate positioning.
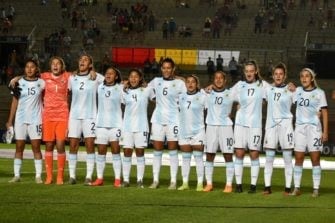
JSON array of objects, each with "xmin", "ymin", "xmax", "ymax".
[
  {"xmin": 204, "ymin": 84, "xmax": 213, "ymax": 93},
  {"xmin": 89, "ymin": 70, "xmax": 97, "ymax": 80},
  {"xmin": 8, "ymin": 75, "xmax": 21, "ymax": 88},
  {"xmin": 322, "ymin": 132, "xmax": 328, "ymax": 143},
  {"xmin": 5, "ymin": 122, "xmax": 13, "ymax": 130},
  {"xmin": 287, "ymin": 82, "xmax": 296, "ymax": 92}
]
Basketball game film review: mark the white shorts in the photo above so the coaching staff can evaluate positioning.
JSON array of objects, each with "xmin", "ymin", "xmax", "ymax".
[
  {"xmin": 264, "ymin": 119, "xmax": 294, "ymax": 150},
  {"xmin": 68, "ymin": 119, "xmax": 96, "ymax": 138},
  {"xmin": 234, "ymin": 125, "xmax": 262, "ymax": 151},
  {"xmin": 95, "ymin": 127, "xmax": 121, "ymax": 144},
  {"xmin": 294, "ymin": 124, "xmax": 323, "ymax": 152},
  {"xmin": 205, "ymin": 125, "xmax": 234, "ymax": 154},
  {"xmin": 150, "ymin": 123, "xmax": 178, "ymax": 141},
  {"xmin": 121, "ymin": 131, "xmax": 149, "ymax": 148},
  {"xmin": 179, "ymin": 129, "xmax": 206, "ymax": 146},
  {"xmin": 14, "ymin": 123, "xmax": 42, "ymax": 140}
]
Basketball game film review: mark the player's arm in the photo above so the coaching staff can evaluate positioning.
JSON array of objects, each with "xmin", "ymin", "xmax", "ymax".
[
  {"xmin": 8, "ymin": 75, "xmax": 23, "ymax": 88},
  {"xmin": 6, "ymin": 96, "xmax": 18, "ymax": 129},
  {"xmin": 321, "ymin": 107, "xmax": 328, "ymax": 142}
]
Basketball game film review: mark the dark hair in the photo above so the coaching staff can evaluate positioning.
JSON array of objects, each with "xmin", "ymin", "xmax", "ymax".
[
  {"xmin": 161, "ymin": 57, "xmax": 175, "ymax": 68},
  {"xmin": 124, "ymin": 68, "xmax": 147, "ymax": 91},
  {"xmin": 105, "ymin": 66, "xmax": 122, "ymax": 84},
  {"xmin": 272, "ymin": 62, "xmax": 287, "ymax": 77},
  {"xmin": 24, "ymin": 58, "xmax": 40, "ymax": 77}
]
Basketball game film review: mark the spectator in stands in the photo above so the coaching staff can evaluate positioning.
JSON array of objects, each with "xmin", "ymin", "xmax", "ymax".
[
  {"xmin": 1, "ymin": 7, "xmax": 5, "ymax": 20},
  {"xmin": 228, "ymin": 57, "xmax": 238, "ymax": 81},
  {"xmin": 203, "ymin": 17, "xmax": 211, "ymax": 38},
  {"xmin": 0, "ymin": 66, "xmax": 6, "ymax": 85},
  {"xmin": 71, "ymin": 9, "xmax": 78, "ymax": 29},
  {"xmin": 80, "ymin": 9, "xmax": 87, "ymax": 30},
  {"xmin": 254, "ymin": 13, "xmax": 263, "ymax": 34},
  {"xmin": 207, "ymin": 57, "xmax": 215, "ymax": 79},
  {"xmin": 168, "ymin": 17, "xmax": 177, "ymax": 39},
  {"xmin": 151, "ymin": 58, "xmax": 159, "ymax": 76},
  {"xmin": 212, "ymin": 16, "xmax": 222, "ymax": 38},
  {"xmin": 107, "ymin": 0, "xmax": 113, "ymax": 15},
  {"xmin": 267, "ymin": 60, "xmax": 274, "ymax": 78},
  {"xmin": 216, "ymin": 54, "xmax": 223, "ymax": 71},
  {"xmin": 63, "ymin": 35, "xmax": 72, "ymax": 53},
  {"xmin": 162, "ymin": 19, "xmax": 169, "ymax": 39},
  {"xmin": 148, "ymin": 11, "xmax": 155, "ymax": 31},
  {"xmin": 143, "ymin": 58, "xmax": 152, "ymax": 76},
  {"xmin": 2, "ymin": 17, "xmax": 12, "ymax": 34},
  {"xmin": 281, "ymin": 8, "xmax": 288, "ymax": 29}
]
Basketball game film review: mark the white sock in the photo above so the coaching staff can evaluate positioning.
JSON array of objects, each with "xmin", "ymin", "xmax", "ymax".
[
  {"xmin": 86, "ymin": 153, "xmax": 95, "ymax": 179},
  {"xmin": 234, "ymin": 158, "xmax": 243, "ymax": 184},
  {"xmin": 96, "ymin": 154, "xmax": 106, "ymax": 179},
  {"xmin": 312, "ymin": 166, "xmax": 321, "ymax": 190},
  {"xmin": 153, "ymin": 150, "xmax": 162, "ymax": 183},
  {"xmin": 181, "ymin": 152, "xmax": 192, "ymax": 184},
  {"xmin": 193, "ymin": 151, "xmax": 204, "ymax": 184},
  {"xmin": 14, "ymin": 158, "xmax": 22, "ymax": 177},
  {"xmin": 293, "ymin": 165, "xmax": 303, "ymax": 188},
  {"xmin": 264, "ymin": 150, "xmax": 275, "ymax": 187},
  {"xmin": 68, "ymin": 153, "xmax": 77, "ymax": 179},
  {"xmin": 122, "ymin": 156, "xmax": 132, "ymax": 182},
  {"xmin": 169, "ymin": 150, "xmax": 179, "ymax": 183},
  {"xmin": 34, "ymin": 159, "xmax": 42, "ymax": 178},
  {"xmin": 251, "ymin": 159, "xmax": 260, "ymax": 186},
  {"xmin": 205, "ymin": 161, "xmax": 214, "ymax": 185},
  {"xmin": 283, "ymin": 150, "xmax": 293, "ymax": 188},
  {"xmin": 136, "ymin": 156, "xmax": 145, "ymax": 181},
  {"xmin": 112, "ymin": 153, "xmax": 122, "ymax": 180},
  {"xmin": 226, "ymin": 161, "xmax": 234, "ymax": 186}
]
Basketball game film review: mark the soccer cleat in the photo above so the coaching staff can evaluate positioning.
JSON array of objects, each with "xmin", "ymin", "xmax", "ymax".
[
  {"xmin": 122, "ymin": 181, "xmax": 130, "ymax": 188},
  {"xmin": 149, "ymin": 181, "xmax": 159, "ymax": 189},
  {"xmin": 203, "ymin": 184, "xmax": 213, "ymax": 192},
  {"xmin": 290, "ymin": 187, "xmax": 301, "ymax": 196},
  {"xmin": 178, "ymin": 183, "xmax": 190, "ymax": 191},
  {"xmin": 137, "ymin": 180, "xmax": 144, "ymax": 188},
  {"xmin": 44, "ymin": 178, "xmax": 53, "ymax": 185},
  {"xmin": 90, "ymin": 178, "xmax": 104, "ymax": 186},
  {"xmin": 83, "ymin": 178, "xmax": 92, "ymax": 186},
  {"xmin": 223, "ymin": 185, "xmax": 233, "ymax": 193},
  {"xmin": 196, "ymin": 183, "xmax": 203, "ymax": 192},
  {"xmin": 114, "ymin": 179, "xmax": 121, "ymax": 188},
  {"xmin": 248, "ymin": 185, "xmax": 257, "ymax": 194},
  {"xmin": 8, "ymin": 176, "xmax": 20, "ymax": 183},
  {"xmin": 56, "ymin": 177, "xmax": 64, "ymax": 185},
  {"xmin": 263, "ymin": 186, "xmax": 272, "ymax": 195},
  {"xmin": 168, "ymin": 182, "xmax": 177, "ymax": 190},
  {"xmin": 235, "ymin": 184, "xmax": 243, "ymax": 193},
  {"xmin": 35, "ymin": 177, "xmax": 43, "ymax": 184},
  {"xmin": 69, "ymin": 177, "xmax": 77, "ymax": 185},
  {"xmin": 283, "ymin": 187, "xmax": 291, "ymax": 196},
  {"xmin": 312, "ymin": 189, "xmax": 319, "ymax": 198}
]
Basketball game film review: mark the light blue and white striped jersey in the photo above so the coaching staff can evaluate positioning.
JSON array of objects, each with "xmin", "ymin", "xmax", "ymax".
[
  {"xmin": 294, "ymin": 87, "xmax": 327, "ymax": 126},
  {"xmin": 205, "ymin": 88, "xmax": 234, "ymax": 126},
  {"xmin": 149, "ymin": 77, "xmax": 186, "ymax": 125},
  {"xmin": 15, "ymin": 78, "xmax": 45, "ymax": 124},
  {"xmin": 96, "ymin": 83, "xmax": 123, "ymax": 128},
  {"xmin": 68, "ymin": 73, "xmax": 104, "ymax": 120},
  {"xmin": 231, "ymin": 80, "xmax": 269, "ymax": 128},
  {"xmin": 265, "ymin": 84, "xmax": 294, "ymax": 129},
  {"xmin": 178, "ymin": 90, "xmax": 207, "ymax": 138},
  {"xmin": 122, "ymin": 86, "xmax": 154, "ymax": 132}
]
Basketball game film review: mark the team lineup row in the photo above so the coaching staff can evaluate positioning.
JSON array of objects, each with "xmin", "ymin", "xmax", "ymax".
[{"xmin": 5, "ymin": 55, "xmax": 328, "ymax": 197}]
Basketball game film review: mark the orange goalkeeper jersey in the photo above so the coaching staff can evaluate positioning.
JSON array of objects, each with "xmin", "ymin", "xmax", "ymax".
[{"xmin": 41, "ymin": 72, "xmax": 70, "ymax": 121}]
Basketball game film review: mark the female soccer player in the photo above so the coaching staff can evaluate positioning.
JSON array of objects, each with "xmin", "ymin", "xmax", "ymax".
[
  {"xmin": 6, "ymin": 59, "xmax": 45, "ymax": 183},
  {"xmin": 42, "ymin": 57, "xmax": 71, "ymax": 185},
  {"xmin": 177, "ymin": 74, "xmax": 206, "ymax": 191},
  {"xmin": 231, "ymin": 60, "xmax": 270, "ymax": 193},
  {"xmin": 121, "ymin": 69, "xmax": 154, "ymax": 187},
  {"xmin": 291, "ymin": 68, "xmax": 328, "ymax": 197},
  {"xmin": 148, "ymin": 57, "xmax": 186, "ymax": 189},
  {"xmin": 203, "ymin": 71, "xmax": 235, "ymax": 193},
  {"xmin": 67, "ymin": 54, "xmax": 104, "ymax": 185},
  {"xmin": 90, "ymin": 66, "xmax": 123, "ymax": 187},
  {"xmin": 263, "ymin": 62, "xmax": 294, "ymax": 195}
]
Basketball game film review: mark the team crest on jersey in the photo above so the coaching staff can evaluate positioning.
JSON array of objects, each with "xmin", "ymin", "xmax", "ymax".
[
  {"xmin": 37, "ymin": 84, "xmax": 41, "ymax": 87},
  {"xmin": 22, "ymin": 84, "xmax": 26, "ymax": 87},
  {"xmin": 172, "ymin": 84, "xmax": 176, "ymax": 87}
]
